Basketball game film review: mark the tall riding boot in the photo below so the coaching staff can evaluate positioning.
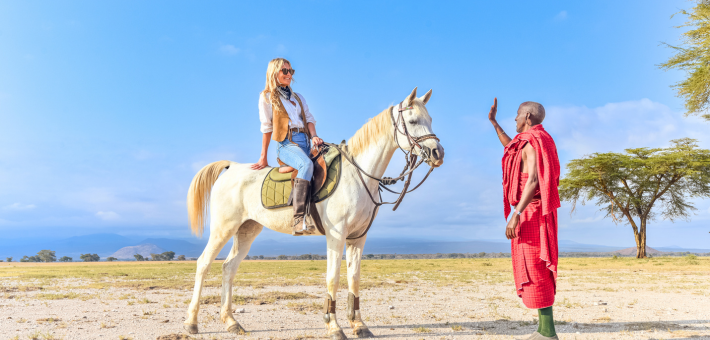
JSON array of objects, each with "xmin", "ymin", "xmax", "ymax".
[
  {"xmin": 291, "ymin": 178, "xmax": 310, "ymax": 236},
  {"xmin": 302, "ymin": 184, "xmax": 318, "ymax": 235}
]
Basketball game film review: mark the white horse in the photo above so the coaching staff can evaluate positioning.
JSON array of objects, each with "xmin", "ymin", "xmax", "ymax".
[{"xmin": 184, "ymin": 87, "xmax": 445, "ymax": 339}]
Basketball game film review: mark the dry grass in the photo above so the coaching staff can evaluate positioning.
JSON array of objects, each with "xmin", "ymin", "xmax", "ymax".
[
  {"xmin": 287, "ymin": 301, "xmax": 321, "ymax": 314},
  {"xmin": 412, "ymin": 326, "xmax": 432, "ymax": 333},
  {"xmin": 190, "ymin": 291, "xmax": 317, "ymax": 306},
  {"xmin": 1, "ymin": 257, "xmax": 708, "ymax": 296}
]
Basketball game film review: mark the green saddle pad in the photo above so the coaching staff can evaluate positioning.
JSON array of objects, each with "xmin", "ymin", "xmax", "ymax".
[{"xmin": 261, "ymin": 145, "xmax": 342, "ymax": 209}]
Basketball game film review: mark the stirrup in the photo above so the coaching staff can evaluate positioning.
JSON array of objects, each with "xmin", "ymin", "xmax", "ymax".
[{"xmin": 291, "ymin": 217, "xmax": 306, "ymax": 236}]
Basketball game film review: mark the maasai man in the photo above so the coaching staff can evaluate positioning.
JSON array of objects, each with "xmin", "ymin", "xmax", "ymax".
[{"xmin": 488, "ymin": 98, "xmax": 561, "ymax": 340}]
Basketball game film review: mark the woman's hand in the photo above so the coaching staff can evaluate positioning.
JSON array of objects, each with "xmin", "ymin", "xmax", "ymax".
[
  {"xmin": 250, "ymin": 156, "xmax": 269, "ymax": 170},
  {"xmin": 312, "ymin": 136, "xmax": 324, "ymax": 147}
]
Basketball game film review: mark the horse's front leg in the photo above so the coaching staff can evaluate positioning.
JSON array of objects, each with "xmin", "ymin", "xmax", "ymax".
[
  {"xmin": 345, "ymin": 235, "xmax": 374, "ymax": 338},
  {"xmin": 324, "ymin": 225, "xmax": 348, "ymax": 340}
]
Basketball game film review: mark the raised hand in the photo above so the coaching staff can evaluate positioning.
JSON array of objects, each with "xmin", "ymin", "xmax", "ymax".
[{"xmin": 488, "ymin": 97, "xmax": 498, "ymax": 122}]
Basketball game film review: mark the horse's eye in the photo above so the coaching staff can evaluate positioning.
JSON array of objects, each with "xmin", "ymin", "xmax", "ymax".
[{"xmin": 408, "ymin": 119, "xmax": 417, "ymax": 125}]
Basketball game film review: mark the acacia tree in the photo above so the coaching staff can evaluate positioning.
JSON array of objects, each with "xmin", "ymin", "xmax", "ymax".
[
  {"xmin": 660, "ymin": 1, "xmax": 710, "ymax": 121},
  {"xmin": 560, "ymin": 139, "xmax": 710, "ymax": 258},
  {"xmin": 37, "ymin": 250, "xmax": 56, "ymax": 262},
  {"xmin": 80, "ymin": 253, "xmax": 100, "ymax": 262}
]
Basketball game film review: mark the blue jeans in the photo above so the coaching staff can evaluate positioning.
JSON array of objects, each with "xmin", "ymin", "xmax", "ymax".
[{"xmin": 277, "ymin": 132, "xmax": 313, "ymax": 181}]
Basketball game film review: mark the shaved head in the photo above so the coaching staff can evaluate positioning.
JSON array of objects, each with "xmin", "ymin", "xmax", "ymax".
[{"xmin": 518, "ymin": 101, "xmax": 546, "ymax": 125}]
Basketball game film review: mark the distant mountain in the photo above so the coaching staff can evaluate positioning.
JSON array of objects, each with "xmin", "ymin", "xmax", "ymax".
[
  {"xmin": 655, "ymin": 246, "xmax": 710, "ymax": 253},
  {"xmin": 0, "ymin": 233, "xmax": 136, "ymax": 258},
  {"xmin": 110, "ymin": 244, "xmax": 166, "ymax": 259},
  {"xmin": 136, "ymin": 238, "xmax": 204, "ymax": 256},
  {"xmin": 1, "ymin": 232, "xmax": 706, "ymax": 260},
  {"xmin": 613, "ymin": 246, "xmax": 666, "ymax": 256}
]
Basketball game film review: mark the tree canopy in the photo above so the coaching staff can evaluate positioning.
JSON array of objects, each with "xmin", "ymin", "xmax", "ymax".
[
  {"xmin": 150, "ymin": 251, "xmax": 176, "ymax": 261},
  {"xmin": 660, "ymin": 1, "xmax": 710, "ymax": 121},
  {"xmin": 80, "ymin": 253, "xmax": 100, "ymax": 262},
  {"xmin": 37, "ymin": 250, "xmax": 56, "ymax": 262},
  {"xmin": 559, "ymin": 138, "xmax": 710, "ymax": 258}
]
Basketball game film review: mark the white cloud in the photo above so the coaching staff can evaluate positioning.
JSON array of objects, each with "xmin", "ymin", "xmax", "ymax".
[
  {"xmin": 95, "ymin": 211, "xmax": 119, "ymax": 220},
  {"xmin": 219, "ymin": 44, "xmax": 240, "ymax": 55},
  {"xmin": 545, "ymin": 99, "xmax": 710, "ymax": 160},
  {"xmin": 3, "ymin": 203, "xmax": 36, "ymax": 211},
  {"xmin": 571, "ymin": 215, "xmax": 604, "ymax": 223},
  {"xmin": 555, "ymin": 10, "xmax": 567, "ymax": 21}
]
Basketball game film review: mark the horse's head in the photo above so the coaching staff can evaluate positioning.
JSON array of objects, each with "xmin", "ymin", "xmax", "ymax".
[{"xmin": 393, "ymin": 87, "xmax": 445, "ymax": 168}]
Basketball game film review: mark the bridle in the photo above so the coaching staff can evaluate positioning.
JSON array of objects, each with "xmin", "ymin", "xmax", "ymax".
[{"xmin": 325, "ymin": 102, "xmax": 440, "ymax": 239}]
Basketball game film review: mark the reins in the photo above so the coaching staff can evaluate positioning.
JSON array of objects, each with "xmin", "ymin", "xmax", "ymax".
[{"xmin": 324, "ymin": 102, "xmax": 439, "ymax": 239}]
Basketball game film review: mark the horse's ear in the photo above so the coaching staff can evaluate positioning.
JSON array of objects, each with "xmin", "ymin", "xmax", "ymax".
[
  {"xmin": 403, "ymin": 87, "xmax": 418, "ymax": 107},
  {"xmin": 420, "ymin": 89, "xmax": 432, "ymax": 105}
]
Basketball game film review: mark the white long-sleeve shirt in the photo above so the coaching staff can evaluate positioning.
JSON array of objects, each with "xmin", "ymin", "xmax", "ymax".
[{"xmin": 258, "ymin": 91, "xmax": 316, "ymax": 134}]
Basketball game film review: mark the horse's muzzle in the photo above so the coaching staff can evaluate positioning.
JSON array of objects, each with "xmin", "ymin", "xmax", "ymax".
[{"xmin": 424, "ymin": 145, "xmax": 445, "ymax": 168}]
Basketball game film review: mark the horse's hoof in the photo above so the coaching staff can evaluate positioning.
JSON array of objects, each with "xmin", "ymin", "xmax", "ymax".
[
  {"xmin": 185, "ymin": 324, "xmax": 198, "ymax": 334},
  {"xmin": 228, "ymin": 322, "xmax": 247, "ymax": 335},
  {"xmin": 330, "ymin": 329, "xmax": 348, "ymax": 340},
  {"xmin": 354, "ymin": 327, "xmax": 375, "ymax": 338}
]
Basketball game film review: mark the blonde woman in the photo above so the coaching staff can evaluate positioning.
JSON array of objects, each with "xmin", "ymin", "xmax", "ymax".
[{"xmin": 251, "ymin": 58, "xmax": 324, "ymax": 236}]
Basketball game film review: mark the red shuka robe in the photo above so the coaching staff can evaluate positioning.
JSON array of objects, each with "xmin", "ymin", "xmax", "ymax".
[{"xmin": 502, "ymin": 124, "xmax": 560, "ymax": 309}]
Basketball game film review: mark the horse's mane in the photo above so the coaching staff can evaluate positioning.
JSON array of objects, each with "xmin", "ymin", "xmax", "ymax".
[
  {"xmin": 348, "ymin": 99, "xmax": 431, "ymax": 156},
  {"xmin": 348, "ymin": 106, "xmax": 393, "ymax": 156}
]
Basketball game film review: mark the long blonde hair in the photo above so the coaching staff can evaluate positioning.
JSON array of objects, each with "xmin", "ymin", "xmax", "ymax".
[{"xmin": 262, "ymin": 58, "xmax": 293, "ymax": 95}]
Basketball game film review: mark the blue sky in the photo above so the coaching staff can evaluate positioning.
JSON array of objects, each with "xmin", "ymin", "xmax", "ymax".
[{"xmin": 1, "ymin": 0, "xmax": 709, "ymax": 249}]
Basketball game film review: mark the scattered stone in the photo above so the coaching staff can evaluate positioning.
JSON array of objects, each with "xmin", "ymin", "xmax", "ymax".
[
  {"xmin": 236, "ymin": 308, "xmax": 246, "ymax": 313},
  {"xmin": 388, "ymin": 306, "xmax": 395, "ymax": 310}
]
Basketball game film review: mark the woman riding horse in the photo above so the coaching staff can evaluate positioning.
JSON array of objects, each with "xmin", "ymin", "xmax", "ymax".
[{"xmin": 250, "ymin": 58, "xmax": 324, "ymax": 236}]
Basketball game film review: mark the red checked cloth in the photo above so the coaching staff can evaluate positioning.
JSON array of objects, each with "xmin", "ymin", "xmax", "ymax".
[{"xmin": 502, "ymin": 124, "xmax": 560, "ymax": 309}]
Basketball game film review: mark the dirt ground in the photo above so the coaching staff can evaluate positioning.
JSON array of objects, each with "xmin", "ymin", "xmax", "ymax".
[{"xmin": 1, "ymin": 259, "xmax": 709, "ymax": 340}]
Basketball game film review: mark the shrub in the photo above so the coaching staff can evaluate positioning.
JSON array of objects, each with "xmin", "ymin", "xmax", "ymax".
[{"xmin": 59, "ymin": 256, "xmax": 73, "ymax": 262}]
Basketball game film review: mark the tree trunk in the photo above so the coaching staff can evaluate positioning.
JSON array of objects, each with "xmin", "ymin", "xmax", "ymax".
[{"xmin": 636, "ymin": 219, "xmax": 647, "ymax": 259}]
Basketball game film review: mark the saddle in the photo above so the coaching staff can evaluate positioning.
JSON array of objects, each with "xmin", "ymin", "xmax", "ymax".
[{"xmin": 261, "ymin": 143, "xmax": 344, "ymax": 235}]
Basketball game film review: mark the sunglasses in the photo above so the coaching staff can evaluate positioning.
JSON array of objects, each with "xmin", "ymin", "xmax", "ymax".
[{"xmin": 280, "ymin": 68, "xmax": 295, "ymax": 76}]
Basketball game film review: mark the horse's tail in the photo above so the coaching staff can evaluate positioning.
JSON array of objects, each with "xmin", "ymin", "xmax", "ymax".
[{"xmin": 187, "ymin": 160, "xmax": 231, "ymax": 237}]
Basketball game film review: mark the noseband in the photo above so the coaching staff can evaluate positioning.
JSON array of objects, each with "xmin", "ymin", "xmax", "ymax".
[{"xmin": 325, "ymin": 102, "xmax": 440, "ymax": 240}]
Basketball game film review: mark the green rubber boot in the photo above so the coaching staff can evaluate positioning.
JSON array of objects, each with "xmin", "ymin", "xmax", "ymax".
[{"xmin": 536, "ymin": 306, "xmax": 557, "ymax": 338}]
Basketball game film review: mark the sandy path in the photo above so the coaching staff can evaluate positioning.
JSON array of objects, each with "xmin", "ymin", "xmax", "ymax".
[{"xmin": 2, "ymin": 276, "xmax": 709, "ymax": 340}]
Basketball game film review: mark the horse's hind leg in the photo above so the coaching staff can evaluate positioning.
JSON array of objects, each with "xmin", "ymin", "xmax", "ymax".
[
  {"xmin": 184, "ymin": 228, "xmax": 233, "ymax": 334},
  {"xmin": 345, "ymin": 235, "xmax": 374, "ymax": 338},
  {"xmin": 220, "ymin": 220, "xmax": 262, "ymax": 334}
]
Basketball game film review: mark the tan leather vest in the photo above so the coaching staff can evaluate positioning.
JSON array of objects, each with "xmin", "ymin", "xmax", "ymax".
[{"xmin": 270, "ymin": 92, "xmax": 311, "ymax": 142}]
